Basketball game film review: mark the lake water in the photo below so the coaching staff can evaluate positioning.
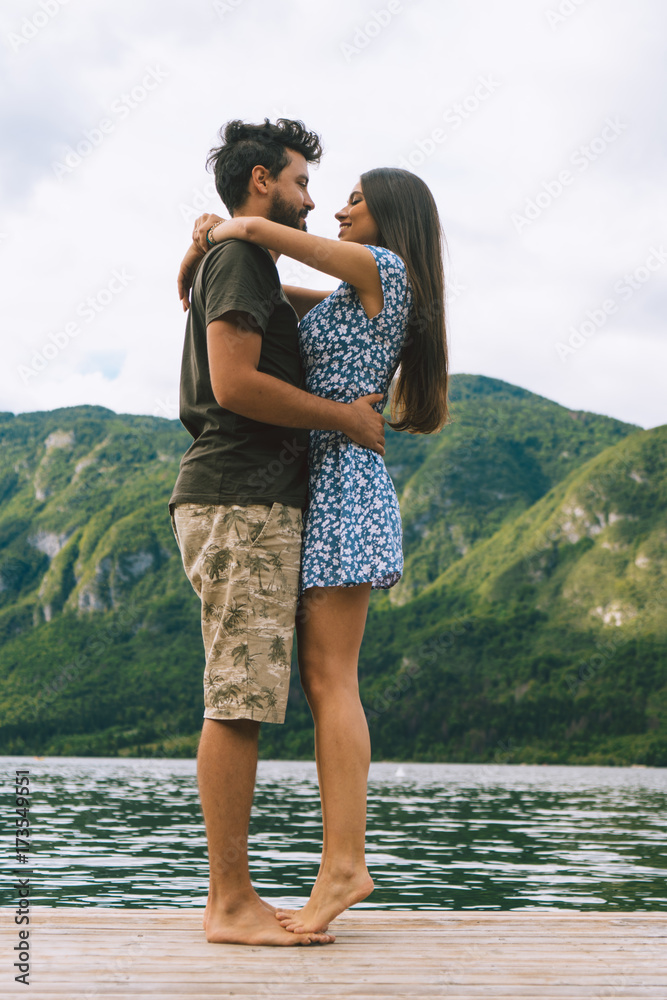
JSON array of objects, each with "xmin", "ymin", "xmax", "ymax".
[{"xmin": 3, "ymin": 757, "xmax": 666, "ymax": 910}]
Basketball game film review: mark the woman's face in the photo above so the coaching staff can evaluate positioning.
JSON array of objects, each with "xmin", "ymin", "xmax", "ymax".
[{"xmin": 335, "ymin": 180, "xmax": 380, "ymax": 245}]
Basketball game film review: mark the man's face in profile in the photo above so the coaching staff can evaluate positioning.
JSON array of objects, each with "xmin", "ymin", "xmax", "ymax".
[{"xmin": 267, "ymin": 149, "xmax": 315, "ymax": 231}]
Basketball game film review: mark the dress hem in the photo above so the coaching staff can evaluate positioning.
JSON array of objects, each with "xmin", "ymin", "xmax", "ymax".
[{"xmin": 299, "ymin": 571, "xmax": 401, "ymax": 595}]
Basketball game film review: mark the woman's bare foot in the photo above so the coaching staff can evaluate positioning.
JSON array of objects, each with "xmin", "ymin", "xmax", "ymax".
[
  {"xmin": 205, "ymin": 892, "xmax": 335, "ymax": 946},
  {"xmin": 275, "ymin": 868, "xmax": 374, "ymax": 933},
  {"xmin": 203, "ymin": 892, "xmax": 277, "ymax": 929}
]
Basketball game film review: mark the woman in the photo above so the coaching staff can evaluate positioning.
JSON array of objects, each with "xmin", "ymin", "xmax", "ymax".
[{"xmin": 181, "ymin": 168, "xmax": 448, "ymax": 933}]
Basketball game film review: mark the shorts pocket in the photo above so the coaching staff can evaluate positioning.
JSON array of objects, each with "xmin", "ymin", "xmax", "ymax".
[
  {"xmin": 248, "ymin": 503, "xmax": 277, "ymax": 548},
  {"xmin": 170, "ymin": 509, "xmax": 180, "ymax": 548}
]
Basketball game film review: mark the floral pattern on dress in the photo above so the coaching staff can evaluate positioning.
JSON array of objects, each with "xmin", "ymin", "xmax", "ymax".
[{"xmin": 298, "ymin": 245, "xmax": 412, "ymax": 592}]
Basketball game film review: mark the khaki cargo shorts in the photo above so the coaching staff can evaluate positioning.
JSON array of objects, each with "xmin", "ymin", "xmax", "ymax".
[{"xmin": 171, "ymin": 502, "xmax": 303, "ymax": 725}]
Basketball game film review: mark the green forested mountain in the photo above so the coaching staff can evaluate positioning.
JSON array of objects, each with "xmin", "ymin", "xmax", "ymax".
[
  {"xmin": 386, "ymin": 375, "xmax": 635, "ymax": 602},
  {"xmin": 1, "ymin": 375, "xmax": 665, "ymax": 765}
]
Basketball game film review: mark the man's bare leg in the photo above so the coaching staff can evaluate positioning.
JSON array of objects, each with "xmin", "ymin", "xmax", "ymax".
[
  {"xmin": 276, "ymin": 585, "xmax": 374, "ymax": 933},
  {"xmin": 197, "ymin": 717, "xmax": 334, "ymax": 945}
]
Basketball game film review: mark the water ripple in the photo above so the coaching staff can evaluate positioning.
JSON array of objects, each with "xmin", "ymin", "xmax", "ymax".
[{"xmin": 2, "ymin": 757, "xmax": 666, "ymax": 909}]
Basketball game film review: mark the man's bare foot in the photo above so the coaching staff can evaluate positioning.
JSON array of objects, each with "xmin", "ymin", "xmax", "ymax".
[
  {"xmin": 275, "ymin": 868, "xmax": 374, "ymax": 933},
  {"xmin": 203, "ymin": 892, "xmax": 277, "ymax": 929},
  {"xmin": 205, "ymin": 893, "xmax": 334, "ymax": 946}
]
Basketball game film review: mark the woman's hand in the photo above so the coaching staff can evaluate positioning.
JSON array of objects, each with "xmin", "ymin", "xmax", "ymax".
[
  {"xmin": 177, "ymin": 242, "xmax": 206, "ymax": 311},
  {"xmin": 192, "ymin": 213, "xmax": 226, "ymax": 253},
  {"xmin": 178, "ymin": 213, "xmax": 240, "ymax": 310}
]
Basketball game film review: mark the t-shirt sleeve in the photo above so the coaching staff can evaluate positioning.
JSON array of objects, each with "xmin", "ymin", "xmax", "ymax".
[
  {"xmin": 202, "ymin": 240, "xmax": 279, "ymax": 334},
  {"xmin": 365, "ymin": 245, "xmax": 410, "ymax": 321}
]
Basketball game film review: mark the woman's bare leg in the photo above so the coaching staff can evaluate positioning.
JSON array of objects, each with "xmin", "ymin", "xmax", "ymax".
[{"xmin": 276, "ymin": 584, "xmax": 374, "ymax": 932}]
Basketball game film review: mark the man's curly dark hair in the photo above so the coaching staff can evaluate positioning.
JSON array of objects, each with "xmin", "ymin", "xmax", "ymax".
[{"xmin": 207, "ymin": 118, "xmax": 323, "ymax": 214}]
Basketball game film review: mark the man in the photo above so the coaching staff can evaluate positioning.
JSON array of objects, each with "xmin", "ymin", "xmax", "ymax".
[{"xmin": 169, "ymin": 119, "xmax": 384, "ymax": 946}]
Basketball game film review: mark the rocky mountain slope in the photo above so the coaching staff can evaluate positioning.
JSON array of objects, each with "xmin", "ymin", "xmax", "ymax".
[{"xmin": 1, "ymin": 377, "xmax": 664, "ymax": 764}]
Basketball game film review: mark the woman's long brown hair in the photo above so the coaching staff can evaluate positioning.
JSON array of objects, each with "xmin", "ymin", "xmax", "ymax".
[{"xmin": 361, "ymin": 168, "xmax": 449, "ymax": 434}]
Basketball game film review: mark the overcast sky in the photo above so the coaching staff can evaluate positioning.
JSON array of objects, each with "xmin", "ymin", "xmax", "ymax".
[{"xmin": 1, "ymin": 0, "xmax": 665, "ymax": 428}]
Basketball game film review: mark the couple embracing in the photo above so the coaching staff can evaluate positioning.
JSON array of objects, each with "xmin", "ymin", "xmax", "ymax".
[{"xmin": 169, "ymin": 118, "xmax": 448, "ymax": 946}]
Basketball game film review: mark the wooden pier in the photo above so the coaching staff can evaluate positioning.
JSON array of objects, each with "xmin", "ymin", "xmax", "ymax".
[{"xmin": 3, "ymin": 906, "xmax": 666, "ymax": 998}]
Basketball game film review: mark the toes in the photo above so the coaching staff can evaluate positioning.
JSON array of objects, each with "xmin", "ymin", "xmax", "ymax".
[
  {"xmin": 301, "ymin": 932, "xmax": 334, "ymax": 944},
  {"xmin": 287, "ymin": 920, "xmax": 329, "ymax": 934}
]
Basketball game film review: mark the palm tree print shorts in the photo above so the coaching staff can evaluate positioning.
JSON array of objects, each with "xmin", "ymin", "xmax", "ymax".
[{"xmin": 170, "ymin": 502, "xmax": 303, "ymax": 724}]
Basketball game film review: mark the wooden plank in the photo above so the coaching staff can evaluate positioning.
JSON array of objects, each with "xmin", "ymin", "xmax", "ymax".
[
  {"xmin": 20, "ymin": 919, "xmax": 664, "ymax": 929},
  {"xmin": 23, "ymin": 959, "xmax": 667, "ymax": 974},
  {"xmin": 21, "ymin": 943, "xmax": 667, "ymax": 958},
  {"xmin": 11, "ymin": 906, "xmax": 667, "ymax": 917},
  {"xmin": 12, "ymin": 908, "xmax": 667, "ymax": 928},
  {"xmin": 1, "ymin": 907, "xmax": 665, "ymax": 999},
  {"xmin": 9, "ymin": 995, "xmax": 667, "ymax": 999},
  {"xmin": 6, "ymin": 978, "xmax": 667, "ymax": 995},
  {"xmin": 21, "ymin": 920, "xmax": 662, "ymax": 930},
  {"xmin": 23, "ymin": 970, "xmax": 667, "ymax": 985}
]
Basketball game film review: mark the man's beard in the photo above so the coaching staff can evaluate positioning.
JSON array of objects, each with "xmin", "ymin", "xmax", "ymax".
[{"xmin": 268, "ymin": 192, "xmax": 308, "ymax": 231}]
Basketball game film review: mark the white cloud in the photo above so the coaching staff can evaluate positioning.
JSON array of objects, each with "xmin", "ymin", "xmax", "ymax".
[{"xmin": 1, "ymin": 0, "xmax": 665, "ymax": 428}]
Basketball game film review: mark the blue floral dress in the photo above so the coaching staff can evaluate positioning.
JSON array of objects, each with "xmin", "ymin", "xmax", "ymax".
[{"xmin": 298, "ymin": 245, "xmax": 412, "ymax": 592}]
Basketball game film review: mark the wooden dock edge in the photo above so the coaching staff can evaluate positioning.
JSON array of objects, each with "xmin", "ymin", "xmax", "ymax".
[{"xmin": 2, "ymin": 907, "xmax": 666, "ymax": 998}]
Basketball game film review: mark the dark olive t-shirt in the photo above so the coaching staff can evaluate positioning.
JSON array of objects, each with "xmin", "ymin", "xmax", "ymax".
[{"xmin": 169, "ymin": 239, "xmax": 309, "ymax": 509}]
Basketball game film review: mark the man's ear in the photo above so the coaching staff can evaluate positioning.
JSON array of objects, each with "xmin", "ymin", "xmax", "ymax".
[{"xmin": 250, "ymin": 164, "xmax": 270, "ymax": 197}]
